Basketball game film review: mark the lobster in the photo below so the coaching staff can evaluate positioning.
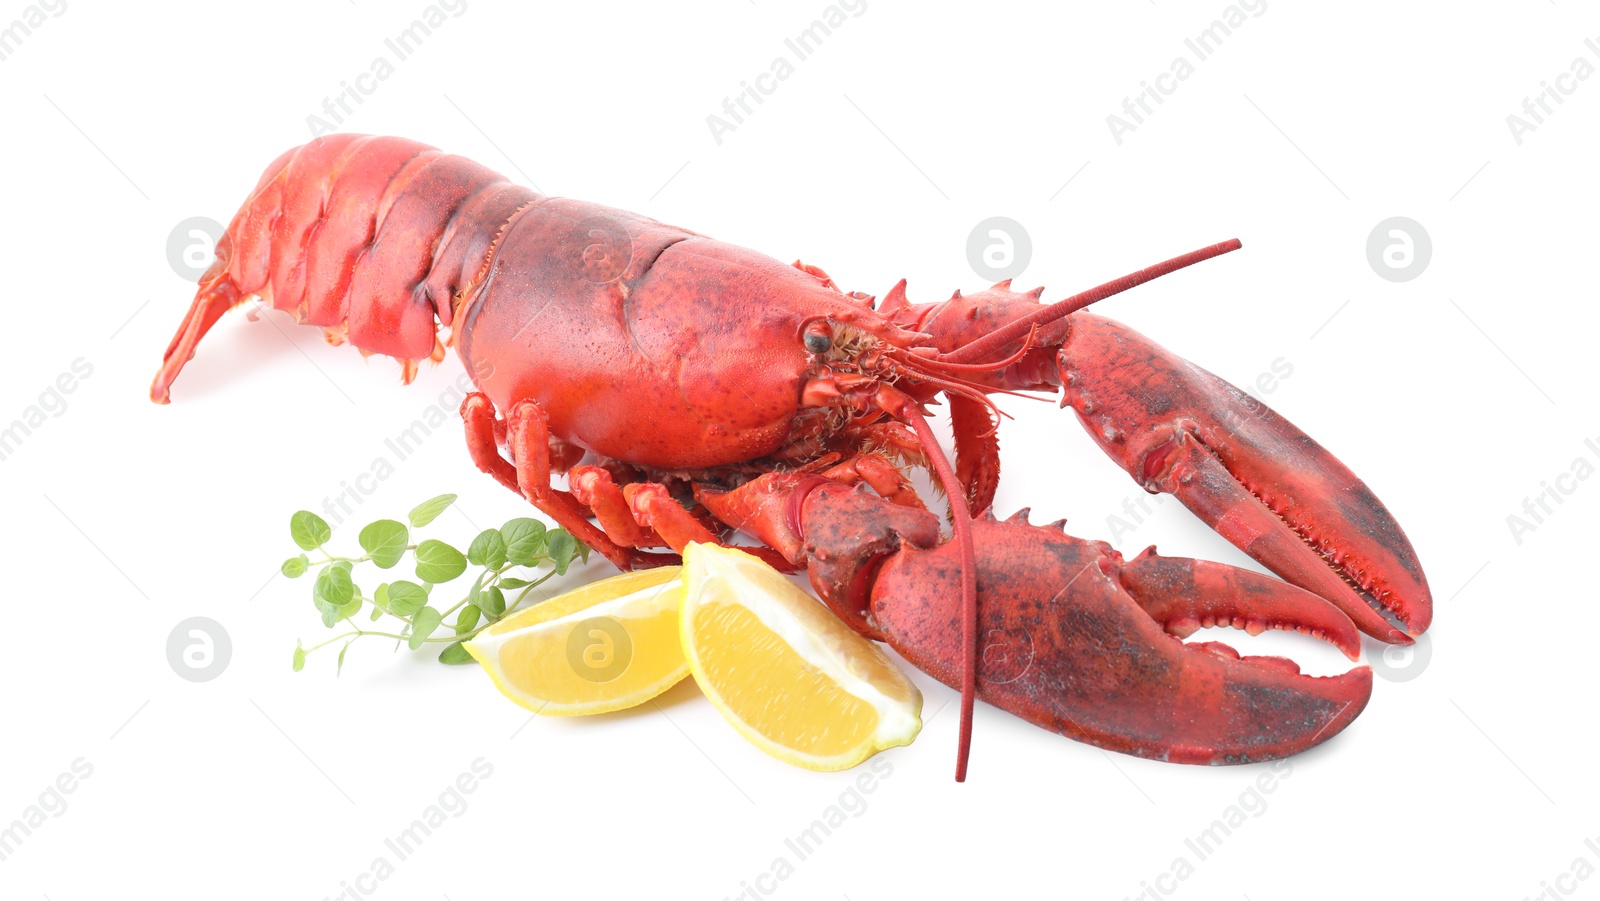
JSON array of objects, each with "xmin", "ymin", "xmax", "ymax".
[{"xmin": 151, "ymin": 134, "xmax": 1432, "ymax": 779}]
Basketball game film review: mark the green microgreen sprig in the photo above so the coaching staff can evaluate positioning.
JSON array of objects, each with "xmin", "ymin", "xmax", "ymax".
[{"xmin": 281, "ymin": 494, "xmax": 589, "ymax": 673}]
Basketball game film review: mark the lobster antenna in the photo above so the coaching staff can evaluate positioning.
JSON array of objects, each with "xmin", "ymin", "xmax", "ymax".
[
  {"xmin": 939, "ymin": 239, "xmax": 1243, "ymax": 366},
  {"xmin": 892, "ymin": 400, "xmax": 980, "ymax": 782}
]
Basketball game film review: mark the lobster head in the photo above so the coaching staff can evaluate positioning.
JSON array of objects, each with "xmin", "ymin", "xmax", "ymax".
[{"xmin": 625, "ymin": 238, "xmax": 996, "ymax": 466}]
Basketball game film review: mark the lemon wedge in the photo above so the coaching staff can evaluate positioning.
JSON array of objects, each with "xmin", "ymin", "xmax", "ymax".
[
  {"xmin": 680, "ymin": 542, "xmax": 922, "ymax": 771},
  {"xmin": 464, "ymin": 566, "xmax": 687, "ymax": 716}
]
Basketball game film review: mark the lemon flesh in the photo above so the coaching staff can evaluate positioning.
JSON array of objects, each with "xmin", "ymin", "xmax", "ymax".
[
  {"xmin": 465, "ymin": 566, "xmax": 688, "ymax": 716},
  {"xmin": 680, "ymin": 543, "xmax": 922, "ymax": 771}
]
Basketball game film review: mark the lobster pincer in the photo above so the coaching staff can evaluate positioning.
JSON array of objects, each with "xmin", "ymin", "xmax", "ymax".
[
  {"xmin": 892, "ymin": 279, "xmax": 1433, "ymax": 646},
  {"xmin": 1057, "ymin": 312, "xmax": 1431, "ymax": 642},
  {"xmin": 701, "ymin": 477, "xmax": 1371, "ymax": 764}
]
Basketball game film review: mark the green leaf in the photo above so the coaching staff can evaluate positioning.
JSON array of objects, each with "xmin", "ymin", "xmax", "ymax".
[
  {"xmin": 415, "ymin": 539, "xmax": 467, "ymax": 583},
  {"xmin": 409, "ymin": 494, "xmax": 457, "ymax": 528},
  {"xmin": 409, "ymin": 606, "xmax": 443, "ymax": 649},
  {"xmin": 359, "ymin": 519, "xmax": 409, "ymax": 569},
  {"xmin": 281, "ymin": 555, "xmax": 309, "ymax": 578},
  {"xmin": 336, "ymin": 642, "xmax": 350, "ymax": 676},
  {"xmin": 336, "ymin": 593, "xmax": 363, "ymax": 623},
  {"xmin": 290, "ymin": 511, "xmax": 332, "ymax": 550},
  {"xmin": 314, "ymin": 564, "xmax": 354, "ymax": 608},
  {"xmin": 456, "ymin": 604, "xmax": 481, "ymax": 634},
  {"xmin": 481, "ymin": 585, "xmax": 506, "ymax": 617},
  {"xmin": 292, "ymin": 643, "xmax": 306, "ymax": 672},
  {"xmin": 315, "ymin": 569, "xmax": 362, "ymax": 627},
  {"xmin": 467, "ymin": 529, "xmax": 508, "ymax": 569},
  {"xmin": 438, "ymin": 641, "xmax": 474, "ymax": 665},
  {"xmin": 501, "ymin": 518, "xmax": 548, "ymax": 565},
  {"xmin": 497, "ymin": 576, "xmax": 532, "ymax": 589},
  {"xmin": 547, "ymin": 530, "xmax": 579, "ymax": 576},
  {"xmin": 369, "ymin": 583, "xmax": 389, "ymax": 620},
  {"xmin": 386, "ymin": 580, "xmax": 428, "ymax": 617}
]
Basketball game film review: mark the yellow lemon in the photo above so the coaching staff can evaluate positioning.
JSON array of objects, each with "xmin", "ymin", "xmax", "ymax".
[
  {"xmin": 680, "ymin": 542, "xmax": 922, "ymax": 771},
  {"xmin": 465, "ymin": 566, "xmax": 687, "ymax": 716}
]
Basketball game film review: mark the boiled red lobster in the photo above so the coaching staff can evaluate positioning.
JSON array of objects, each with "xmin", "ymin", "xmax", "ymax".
[{"xmin": 151, "ymin": 135, "xmax": 1432, "ymax": 779}]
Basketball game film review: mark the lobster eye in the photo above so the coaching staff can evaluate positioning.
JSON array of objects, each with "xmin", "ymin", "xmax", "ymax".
[{"xmin": 803, "ymin": 322, "xmax": 833, "ymax": 354}]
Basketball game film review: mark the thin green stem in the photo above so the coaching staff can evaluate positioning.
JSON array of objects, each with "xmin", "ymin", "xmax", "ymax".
[
  {"xmin": 303, "ymin": 622, "xmax": 469, "ymax": 654},
  {"xmin": 511, "ymin": 570, "xmax": 558, "ymax": 608},
  {"xmin": 295, "ymin": 523, "xmax": 589, "ymax": 670},
  {"xmin": 302, "ymin": 629, "xmax": 399, "ymax": 652},
  {"xmin": 313, "ymin": 544, "xmax": 419, "ymax": 567},
  {"xmin": 440, "ymin": 565, "xmax": 506, "ymax": 619}
]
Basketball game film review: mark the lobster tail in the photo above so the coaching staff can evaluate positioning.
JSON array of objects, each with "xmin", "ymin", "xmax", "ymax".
[{"xmin": 150, "ymin": 134, "xmax": 537, "ymax": 403}]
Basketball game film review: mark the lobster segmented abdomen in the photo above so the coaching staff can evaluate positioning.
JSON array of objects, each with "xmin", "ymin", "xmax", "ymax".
[{"xmin": 151, "ymin": 134, "xmax": 536, "ymax": 401}]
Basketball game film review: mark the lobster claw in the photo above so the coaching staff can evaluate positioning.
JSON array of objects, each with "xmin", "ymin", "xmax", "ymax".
[
  {"xmin": 1059, "ymin": 313, "xmax": 1432, "ymax": 642},
  {"xmin": 799, "ymin": 485, "xmax": 1371, "ymax": 765}
]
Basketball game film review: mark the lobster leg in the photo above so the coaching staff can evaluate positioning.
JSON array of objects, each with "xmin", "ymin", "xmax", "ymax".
[
  {"xmin": 819, "ymin": 455, "xmax": 925, "ymax": 509},
  {"xmin": 685, "ymin": 454, "xmax": 929, "ymax": 580},
  {"xmin": 1058, "ymin": 313, "xmax": 1432, "ymax": 641},
  {"xmin": 622, "ymin": 482, "xmax": 799, "ymax": 573},
  {"xmin": 949, "ymin": 394, "xmax": 1001, "ymax": 515},
  {"xmin": 460, "ymin": 393, "xmax": 522, "ymax": 494},
  {"xmin": 462, "ymin": 394, "xmax": 673, "ymax": 571},
  {"xmin": 568, "ymin": 466, "xmax": 667, "ymax": 550},
  {"xmin": 557, "ymin": 463, "xmax": 783, "ymax": 567},
  {"xmin": 620, "ymin": 483, "xmax": 720, "ymax": 550}
]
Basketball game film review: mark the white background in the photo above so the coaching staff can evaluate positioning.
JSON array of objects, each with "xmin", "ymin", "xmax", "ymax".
[{"xmin": 2, "ymin": 1, "xmax": 1595, "ymax": 899}]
